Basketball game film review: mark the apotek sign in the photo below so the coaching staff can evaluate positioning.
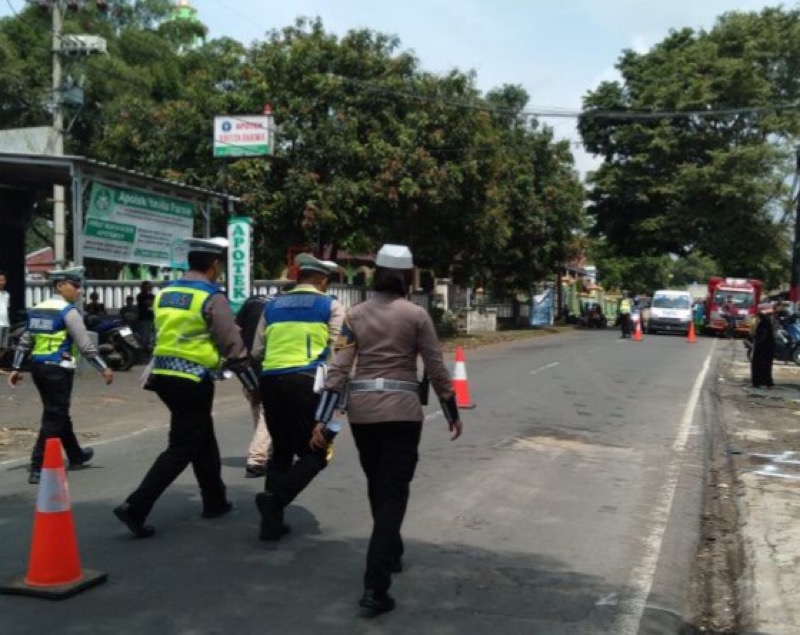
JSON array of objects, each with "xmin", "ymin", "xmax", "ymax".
[
  {"xmin": 227, "ymin": 216, "xmax": 252, "ymax": 313},
  {"xmin": 213, "ymin": 116, "xmax": 272, "ymax": 158}
]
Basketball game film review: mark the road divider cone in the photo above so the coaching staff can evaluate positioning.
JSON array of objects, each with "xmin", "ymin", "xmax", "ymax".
[
  {"xmin": 453, "ymin": 346, "xmax": 476, "ymax": 409},
  {"xmin": 1, "ymin": 438, "xmax": 107, "ymax": 600},
  {"xmin": 688, "ymin": 321, "xmax": 697, "ymax": 343},
  {"xmin": 633, "ymin": 319, "xmax": 643, "ymax": 342}
]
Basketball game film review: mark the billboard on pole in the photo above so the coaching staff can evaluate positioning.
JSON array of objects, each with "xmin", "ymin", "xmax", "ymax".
[{"xmin": 213, "ymin": 115, "xmax": 272, "ymax": 158}]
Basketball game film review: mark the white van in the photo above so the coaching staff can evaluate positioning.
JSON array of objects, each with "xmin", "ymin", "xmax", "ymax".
[{"xmin": 647, "ymin": 290, "xmax": 693, "ymax": 335}]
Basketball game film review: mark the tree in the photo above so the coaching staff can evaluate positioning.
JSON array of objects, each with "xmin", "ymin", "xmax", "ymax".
[{"xmin": 579, "ymin": 7, "xmax": 800, "ymax": 289}]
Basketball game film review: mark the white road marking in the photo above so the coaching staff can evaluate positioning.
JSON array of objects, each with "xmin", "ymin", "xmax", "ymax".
[
  {"xmin": 596, "ymin": 593, "xmax": 619, "ymax": 606},
  {"xmin": 613, "ymin": 339, "xmax": 716, "ymax": 634},
  {"xmin": 424, "ymin": 410, "xmax": 443, "ymax": 421},
  {"xmin": 530, "ymin": 362, "xmax": 559, "ymax": 375}
]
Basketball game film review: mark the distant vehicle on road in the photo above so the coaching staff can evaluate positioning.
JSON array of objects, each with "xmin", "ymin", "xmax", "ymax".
[
  {"xmin": 705, "ymin": 277, "xmax": 763, "ymax": 337},
  {"xmin": 647, "ymin": 290, "xmax": 692, "ymax": 335}
]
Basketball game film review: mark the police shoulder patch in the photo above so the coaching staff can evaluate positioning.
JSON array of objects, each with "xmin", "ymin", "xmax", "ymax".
[{"xmin": 335, "ymin": 319, "xmax": 356, "ymax": 350}]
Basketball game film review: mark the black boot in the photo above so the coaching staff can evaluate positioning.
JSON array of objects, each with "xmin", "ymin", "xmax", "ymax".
[
  {"xmin": 359, "ymin": 589, "xmax": 395, "ymax": 614},
  {"xmin": 113, "ymin": 502, "xmax": 155, "ymax": 538}
]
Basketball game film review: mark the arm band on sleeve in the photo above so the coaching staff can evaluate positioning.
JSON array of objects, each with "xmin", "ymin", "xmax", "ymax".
[
  {"xmin": 233, "ymin": 365, "xmax": 259, "ymax": 393},
  {"xmin": 315, "ymin": 389, "xmax": 340, "ymax": 423},
  {"xmin": 440, "ymin": 395, "xmax": 460, "ymax": 423},
  {"xmin": 88, "ymin": 356, "xmax": 108, "ymax": 372},
  {"xmin": 12, "ymin": 350, "xmax": 27, "ymax": 370}
]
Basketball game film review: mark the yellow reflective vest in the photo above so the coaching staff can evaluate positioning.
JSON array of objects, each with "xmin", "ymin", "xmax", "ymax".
[
  {"xmin": 28, "ymin": 297, "xmax": 76, "ymax": 363},
  {"xmin": 152, "ymin": 280, "xmax": 221, "ymax": 382},
  {"xmin": 261, "ymin": 288, "xmax": 333, "ymax": 375}
]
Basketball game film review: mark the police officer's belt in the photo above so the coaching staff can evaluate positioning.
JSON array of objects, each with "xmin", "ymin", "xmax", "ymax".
[{"xmin": 349, "ymin": 379, "xmax": 419, "ymax": 393}]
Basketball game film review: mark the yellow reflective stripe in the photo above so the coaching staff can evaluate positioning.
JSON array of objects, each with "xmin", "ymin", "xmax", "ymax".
[{"xmin": 151, "ymin": 368, "xmax": 203, "ymax": 382}]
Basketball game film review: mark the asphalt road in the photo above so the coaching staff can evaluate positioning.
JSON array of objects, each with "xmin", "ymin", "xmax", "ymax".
[{"xmin": 0, "ymin": 329, "xmax": 716, "ymax": 634}]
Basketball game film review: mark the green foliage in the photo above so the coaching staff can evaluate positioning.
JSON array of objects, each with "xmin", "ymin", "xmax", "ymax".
[
  {"xmin": 0, "ymin": 8, "xmax": 586, "ymax": 289},
  {"xmin": 579, "ymin": 7, "xmax": 798, "ymax": 290}
]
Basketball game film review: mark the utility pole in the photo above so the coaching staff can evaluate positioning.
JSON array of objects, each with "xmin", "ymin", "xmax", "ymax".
[
  {"xmin": 791, "ymin": 145, "xmax": 800, "ymax": 310},
  {"xmin": 51, "ymin": 0, "xmax": 66, "ymax": 266}
]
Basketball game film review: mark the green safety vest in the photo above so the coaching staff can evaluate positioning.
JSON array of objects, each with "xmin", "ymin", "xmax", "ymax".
[
  {"xmin": 261, "ymin": 288, "xmax": 333, "ymax": 375},
  {"xmin": 28, "ymin": 297, "xmax": 77, "ymax": 363},
  {"xmin": 152, "ymin": 280, "xmax": 222, "ymax": 382},
  {"xmin": 620, "ymin": 299, "xmax": 632, "ymax": 314}
]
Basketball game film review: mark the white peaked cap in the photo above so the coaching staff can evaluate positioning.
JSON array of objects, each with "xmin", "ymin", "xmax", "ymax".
[
  {"xmin": 375, "ymin": 244, "xmax": 413, "ymax": 270},
  {"xmin": 185, "ymin": 237, "xmax": 229, "ymax": 255}
]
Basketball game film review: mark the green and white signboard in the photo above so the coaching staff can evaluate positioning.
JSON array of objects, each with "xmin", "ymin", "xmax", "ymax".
[
  {"xmin": 83, "ymin": 184, "xmax": 195, "ymax": 267},
  {"xmin": 227, "ymin": 216, "xmax": 253, "ymax": 314},
  {"xmin": 213, "ymin": 115, "xmax": 272, "ymax": 157}
]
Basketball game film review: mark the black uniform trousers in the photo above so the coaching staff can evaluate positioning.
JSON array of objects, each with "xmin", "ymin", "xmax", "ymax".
[
  {"xmin": 30, "ymin": 363, "xmax": 84, "ymax": 470},
  {"xmin": 620, "ymin": 313, "xmax": 631, "ymax": 337},
  {"xmin": 259, "ymin": 373, "xmax": 327, "ymax": 506},
  {"xmin": 351, "ymin": 421, "xmax": 422, "ymax": 594},
  {"xmin": 126, "ymin": 375, "xmax": 226, "ymax": 520}
]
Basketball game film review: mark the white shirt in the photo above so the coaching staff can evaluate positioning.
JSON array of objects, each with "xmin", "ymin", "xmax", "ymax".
[{"xmin": 0, "ymin": 290, "xmax": 9, "ymax": 327}]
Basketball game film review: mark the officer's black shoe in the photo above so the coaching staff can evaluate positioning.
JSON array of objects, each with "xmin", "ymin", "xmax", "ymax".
[
  {"xmin": 69, "ymin": 447, "xmax": 94, "ymax": 470},
  {"xmin": 359, "ymin": 589, "xmax": 395, "ymax": 614},
  {"xmin": 245, "ymin": 464, "xmax": 266, "ymax": 478},
  {"xmin": 113, "ymin": 503, "xmax": 155, "ymax": 538},
  {"xmin": 28, "ymin": 470, "xmax": 41, "ymax": 485},
  {"xmin": 202, "ymin": 501, "xmax": 233, "ymax": 519},
  {"xmin": 255, "ymin": 492, "xmax": 284, "ymax": 541}
]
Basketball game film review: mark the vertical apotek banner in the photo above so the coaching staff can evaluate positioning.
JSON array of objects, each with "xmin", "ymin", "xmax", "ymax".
[{"xmin": 227, "ymin": 216, "xmax": 252, "ymax": 314}]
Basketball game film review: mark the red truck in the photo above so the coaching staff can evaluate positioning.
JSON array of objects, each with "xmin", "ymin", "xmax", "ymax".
[{"xmin": 705, "ymin": 277, "xmax": 764, "ymax": 336}]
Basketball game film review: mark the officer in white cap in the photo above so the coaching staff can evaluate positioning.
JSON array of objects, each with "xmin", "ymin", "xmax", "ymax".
[
  {"xmin": 114, "ymin": 237, "xmax": 259, "ymax": 538},
  {"xmin": 8, "ymin": 267, "xmax": 114, "ymax": 484},
  {"xmin": 312, "ymin": 243, "xmax": 463, "ymax": 614},
  {"xmin": 250, "ymin": 252, "xmax": 344, "ymax": 540}
]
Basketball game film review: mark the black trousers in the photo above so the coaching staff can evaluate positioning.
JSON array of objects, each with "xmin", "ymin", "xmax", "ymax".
[
  {"xmin": 260, "ymin": 373, "xmax": 328, "ymax": 506},
  {"xmin": 30, "ymin": 364, "xmax": 84, "ymax": 470},
  {"xmin": 351, "ymin": 421, "xmax": 422, "ymax": 594},
  {"xmin": 620, "ymin": 313, "xmax": 631, "ymax": 337},
  {"xmin": 126, "ymin": 375, "xmax": 226, "ymax": 519}
]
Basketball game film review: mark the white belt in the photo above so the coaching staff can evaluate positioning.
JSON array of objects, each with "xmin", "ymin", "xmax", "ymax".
[{"xmin": 349, "ymin": 379, "xmax": 419, "ymax": 394}]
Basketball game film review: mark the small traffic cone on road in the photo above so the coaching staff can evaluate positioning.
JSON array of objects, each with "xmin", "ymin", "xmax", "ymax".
[
  {"xmin": 1, "ymin": 438, "xmax": 107, "ymax": 600},
  {"xmin": 687, "ymin": 321, "xmax": 697, "ymax": 343},
  {"xmin": 452, "ymin": 346, "xmax": 476, "ymax": 409},
  {"xmin": 633, "ymin": 319, "xmax": 643, "ymax": 342}
]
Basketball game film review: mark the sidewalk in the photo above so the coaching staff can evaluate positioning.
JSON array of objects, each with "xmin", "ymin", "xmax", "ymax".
[{"xmin": 715, "ymin": 340, "xmax": 800, "ymax": 634}]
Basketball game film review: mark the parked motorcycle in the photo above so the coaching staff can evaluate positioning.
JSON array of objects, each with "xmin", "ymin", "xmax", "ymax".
[
  {"xmin": 743, "ymin": 314, "xmax": 800, "ymax": 366},
  {"xmin": 84, "ymin": 315, "xmax": 143, "ymax": 371},
  {"xmin": 0, "ymin": 321, "xmax": 29, "ymax": 370}
]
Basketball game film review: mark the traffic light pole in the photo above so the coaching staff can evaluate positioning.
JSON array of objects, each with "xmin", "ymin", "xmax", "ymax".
[{"xmin": 791, "ymin": 146, "xmax": 800, "ymax": 310}]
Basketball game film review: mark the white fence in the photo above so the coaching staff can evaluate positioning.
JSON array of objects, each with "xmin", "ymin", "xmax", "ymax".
[{"xmin": 25, "ymin": 280, "xmax": 430, "ymax": 313}]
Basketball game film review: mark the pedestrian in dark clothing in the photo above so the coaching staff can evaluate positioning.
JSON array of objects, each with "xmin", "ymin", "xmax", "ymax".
[{"xmin": 751, "ymin": 309, "xmax": 775, "ymax": 388}]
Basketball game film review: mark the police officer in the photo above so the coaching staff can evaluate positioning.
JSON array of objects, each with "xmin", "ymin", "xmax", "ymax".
[
  {"xmin": 7, "ymin": 267, "xmax": 113, "ymax": 484},
  {"xmin": 113, "ymin": 238, "xmax": 259, "ymax": 538},
  {"xmin": 313, "ymin": 244, "xmax": 464, "ymax": 614},
  {"xmin": 250, "ymin": 253, "xmax": 343, "ymax": 541}
]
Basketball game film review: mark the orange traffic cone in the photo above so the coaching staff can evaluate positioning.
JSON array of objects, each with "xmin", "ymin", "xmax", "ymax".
[
  {"xmin": 452, "ymin": 346, "xmax": 476, "ymax": 409},
  {"xmin": 1, "ymin": 439, "xmax": 107, "ymax": 599},
  {"xmin": 633, "ymin": 319, "xmax": 643, "ymax": 342},
  {"xmin": 687, "ymin": 321, "xmax": 697, "ymax": 343}
]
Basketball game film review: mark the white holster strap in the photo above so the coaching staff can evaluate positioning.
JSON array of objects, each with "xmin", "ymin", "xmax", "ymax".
[{"xmin": 349, "ymin": 379, "xmax": 419, "ymax": 394}]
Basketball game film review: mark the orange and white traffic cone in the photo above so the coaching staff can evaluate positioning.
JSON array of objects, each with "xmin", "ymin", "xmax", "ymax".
[
  {"xmin": 687, "ymin": 321, "xmax": 697, "ymax": 343},
  {"xmin": 1, "ymin": 438, "xmax": 107, "ymax": 600},
  {"xmin": 452, "ymin": 346, "xmax": 476, "ymax": 409},
  {"xmin": 633, "ymin": 319, "xmax": 643, "ymax": 342}
]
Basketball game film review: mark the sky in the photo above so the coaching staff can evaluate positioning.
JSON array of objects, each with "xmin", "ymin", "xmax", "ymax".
[{"xmin": 0, "ymin": 0, "xmax": 783, "ymax": 176}]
